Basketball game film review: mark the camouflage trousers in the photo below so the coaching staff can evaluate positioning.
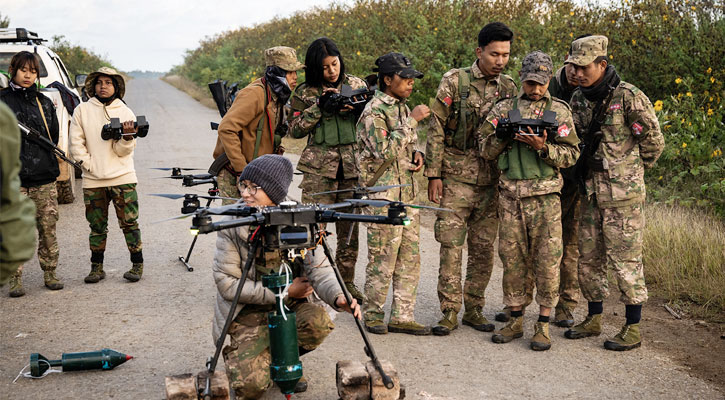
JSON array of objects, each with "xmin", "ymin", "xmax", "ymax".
[
  {"xmin": 499, "ymin": 192, "xmax": 562, "ymax": 308},
  {"xmin": 217, "ymin": 168, "xmax": 241, "ymax": 206},
  {"xmin": 222, "ymin": 302, "xmax": 334, "ymax": 400},
  {"xmin": 18, "ymin": 182, "xmax": 58, "ymax": 273},
  {"xmin": 300, "ymin": 174, "xmax": 359, "ymax": 283},
  {"xmin": 364, "ymin": 208, "xmax": 421, "ymax": 324},
  {"xmin": 578, "ymin": 196, "xmax": 647, "ymax": 305},
  {"xmin": 434, "ymin": 180, "xmax": 498, "ymax": 313},
  {"xmin": 83, "ymin": 184, "xmax": 142, "ymax": 255},
  {"xmin": 557, "ymin": 183, "xmax": 582, "ymax": 310}
]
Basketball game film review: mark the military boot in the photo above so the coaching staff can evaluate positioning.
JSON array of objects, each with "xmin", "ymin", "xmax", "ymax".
[
  {"xmin": 388, "ymin": 321, "xmax": 431, "ymax": 336},
  {"xmin": 43, "ymin": 269, "xmax": 64, "ymax": 290},
  {"xmin": 123, "ymin": 263, "xmax": 143, "ymax": 282},
  {"xmin": 432, "ymin": 309, "xmax": 458, "ymax": 336},
  {"xmin": 530, "ymin": 322, "xmax": 551, "ymax": 351},
  {"xmin": 564, "ymin": 314, "xmax": 602, "ymax": 339},
  {"xmin": 84, "ymin": 263, "xmax": 106, "ymax": 283},
  {"xmin": 8, "ymin": 271, "xmax": 25, "ymax": 297},
  {"xmin": 462, "ymin": 307, "xmax": 495, "ymax": 332},
  {"xmin": 491, "ymin": 316, "xmax": 524, "ymax": 344},
  {"xmin": 294, "ymin": 376, "xmax": 308, "ymax": 393},
  {"xmin": 554, "ymin": 305, "xmax": 575, "ymax": 328},
  {"xmin": 604, "ymin": 323, "xmax": 642, "ymax": 351},
  {"xmin": 345, "ymin": 282, "xmax": 366, "ymax": 304},
  {"xmin": 365, "ymin": 319, "xmax": 388, "ymax": 335}
]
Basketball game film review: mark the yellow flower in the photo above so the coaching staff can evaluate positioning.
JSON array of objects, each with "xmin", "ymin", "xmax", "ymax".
[
  {"xmin": 681, "ymin": 117, "xmax": 685, "ymax": 123},
  {"xmin": 329, "ymin": 22, "xmax": 333, "ymax": 26},
  {"xmin": 557, "ymin": 39, "xmax": 561, "ymax": 43},
  {"xmin": 707, "ymin": 67, "xmax": 712, "ymax": 74},
  {"xmin": 609, "ymin": 55, "xmax": 614, "ymax": 60},
  {"xmin": 343, "ymin": 22, "xmax": 347, "ymax": 26},
  {"xmin": 682, "ymin": 142, "xmax": 687, "ymax": 148},
  {"xmin": 434, "ymin": 27, "xmax": 438, "ymax": 31},
  {"xmin": 707, "ymin": 108, "xmax": 714, "ymax": 116},
  {"xmin": 664, "ymin": 125, "xmax": 671, "ymax": 130},
  {"xmin": 331, "ymin": 15, "xmax": 335, "ymax": 19},
  {"xmin": 611, "ymin": 20, "xmax": 615, "ymax": 24},
  {"xmin": 663, "ymin": 15, "xmax": 668, "ymax": 21},
  {"xmin": 675, "ymin": 77, "xmax": 682, "ymax": 84},
  {"xmin": 686, "ymin": 92, "xmax": 692, "ymax": 97},
  {"xmin": 710, "ymin": 97, "xmax": 714, "ymax": 102},
  {"xmin": 677, "ymin": 93, "xmax": 683, "ymax": 99},
  {"xmin": 570, "ymin": 32, "xmax": 574, "ymax": 38},
  {"xmin": 654, "ymin": 100, "xmax": 663, "ymax": 111},
  {"xmin": 711, "ymin": 77, "xmax": 716, "ymax": 84},
  {"xmin": 631, "ymin": 39, "xmax": 636, "ymax": 45},
  {"xmin": 356, "ymin": 51, "xmax": 361, "ymax": 56},
  {"xmin": 691, "ymin": 5, "xmax": 696, "ymax": 10},
  {"xmin": 569, "ymin": 11, "xmax": 575, "ymax": 16},
  {"xmin": 658, "ymin": 175, "xmax": 663, "ymax": 180},
  {"xmin": 417, "ymin": 24, "xmax": 421, "ymax": 29},
  {"xmin": 297, "ymin": 28, "xmax": 301, "ymax": 33}
]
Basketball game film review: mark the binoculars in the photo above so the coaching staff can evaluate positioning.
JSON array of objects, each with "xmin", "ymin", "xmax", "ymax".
[
  {"xmin": 101, "ymin": 116, "xmax": 150, "ymax": 140},
  {"xmin": 495, "ymin": 109, "xmax": 557, "ymax": 141}
]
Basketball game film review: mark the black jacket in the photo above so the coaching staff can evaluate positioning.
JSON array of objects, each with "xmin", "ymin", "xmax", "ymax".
[{"xmin": 0, "ymin": 85, "xmax": 60, "ymax": 187}]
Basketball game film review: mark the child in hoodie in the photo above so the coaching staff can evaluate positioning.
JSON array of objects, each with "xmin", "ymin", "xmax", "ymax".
[{"xmin": 70, "ymin": 67, "xmax": 144, "ymax": 283}]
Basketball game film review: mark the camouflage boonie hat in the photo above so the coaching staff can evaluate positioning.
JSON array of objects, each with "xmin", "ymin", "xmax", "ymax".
[
  {"xmin": 264, "ymin": 46, "xmax": 305, "ymax": 71},
  {"xmin": 566, "ymin": 35, "xmax": 608, "ymax": 66},
  {"xmin": 86, "ymin": 67, "xmax": 125, "ymax": 99},
  {"xmin": 520, "ymin": 51, "xmax": 553, "ymax": 85},
  {"xmin": 373, "ymin": 52, "xmax": 424, "ymax": 79}
]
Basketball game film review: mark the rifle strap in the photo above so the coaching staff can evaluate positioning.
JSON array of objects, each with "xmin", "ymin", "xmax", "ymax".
[
  {"xmin": 253, "ymin": 80, "xmax": 273, "ymax": 160},
  {"xmin": 35, "ymin": 97, "xmax": 52, "ymax": 141},
  {"xmin": 365, "ymin": 157, "xmax": 395, "ymax": 188},
  {"xmin": 458, "ymin": 68, "xmax": 470, "ymax": 151}
]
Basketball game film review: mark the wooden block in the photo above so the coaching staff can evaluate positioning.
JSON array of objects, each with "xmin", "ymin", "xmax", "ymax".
[
  {"xmin": 165, "ymin": 373, "xmax": 197, "ymax": 400},
  {"xmin": 197, "ymin": 369, "xmax": 230, "ymax": 400},
  {"xmin": 365, "ymin": 360, "xmax": 400, "ymax": 400},
  {"xmin": 336, "ymin": 360, "xmax": 371, "ymax": 400}
]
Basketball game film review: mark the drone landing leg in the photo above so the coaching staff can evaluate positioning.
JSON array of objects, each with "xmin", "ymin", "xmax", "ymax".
[
  {"xmin": 318, "ymin": 232, "xmax": 395, "ymax": 390},
  {"xmin": 177, "ymin": 197, "xmax": 216, "ymax": 272}
]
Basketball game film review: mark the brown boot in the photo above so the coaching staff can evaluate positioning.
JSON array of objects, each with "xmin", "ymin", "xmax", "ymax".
[
  {"xmin": 9, "ymin": 271, "xmax": 25, "ymax": 297},
  {"xmin": 43, "ymin": 269, "xmax": 64, "ymax": 290},
  {"xmin": 530, "ymin": 322, "xmax": 552, "ymax": 351},
  {"xmin": 123, "ymin": 263, "xmax": 143, "ymax": 282},
  {"xmin": 492, "ymin": 316, "xmax": 524, "ymax": 344},
  {"xmin": 84, "ymin": 263, "xmax": 106, "ymax": 284}
]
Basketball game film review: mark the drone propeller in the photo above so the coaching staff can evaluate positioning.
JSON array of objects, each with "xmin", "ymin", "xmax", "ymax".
[
  {"xmin": 151, "ymin": 213, "xmax": 194, "ymax": 224},
  {"xmin": 310, "ymin": 184, "xmax": 411, "ymax": 197},
  {"xmin": 159, "ymin": 173, "xmax": 214, "ymax": 180},
  {"xmin": 150, "ymin": 193, "xmax": 237, "ymax": 201},
  {"xmin": 150, "ymin": 167, "xmax": 204, "ymax": 171},
  {"xmin": 345, "ymin": 198, "xmax": 453, "ymax": 212}
]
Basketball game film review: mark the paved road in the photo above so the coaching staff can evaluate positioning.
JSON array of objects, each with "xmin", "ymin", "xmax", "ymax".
[{"xmin": 1, "ymin": 78, "xmax": 721, "ymax": 400}]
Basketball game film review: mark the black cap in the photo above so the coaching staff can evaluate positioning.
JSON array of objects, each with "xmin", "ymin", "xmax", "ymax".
[{"xmin": 373, "ymin": 52, "xmax": 424, "ymax": 79}]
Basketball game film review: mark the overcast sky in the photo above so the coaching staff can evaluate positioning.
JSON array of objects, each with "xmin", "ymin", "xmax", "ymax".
[{"xmin": 2, "ymin": 0, "xmax": 349, "ymax": 72}]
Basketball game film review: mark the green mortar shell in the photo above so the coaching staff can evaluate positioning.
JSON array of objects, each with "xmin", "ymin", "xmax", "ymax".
[
  {"xmin": 262, "ymin": 273, "xmax": 291, "ymax": 290},
  {"xmin": 268, "ymin": 312, "xmax": 302, "ymax": 395},
  {"xmin": 30, "ymin": 349, "xmax": 132, "ymax": 377}
]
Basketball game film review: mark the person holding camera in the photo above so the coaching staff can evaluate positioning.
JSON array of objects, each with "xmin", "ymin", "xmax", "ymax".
[
  {"xmin": 0, "ymin": 51, "xmax": 63, "ymax": 296},
  {"xmin": 212, "ymin": 154, "xmax": 360, "ymax": 398},
  {"xmin": 287, "ymin": 37, "xmax": 368, "ymax": 304},
  {"xmin": 356, "ymin": 52, "xmax": 431, "ymax": 335},
  {"xmin": 563, "ymin": 36, "xmax": 663, "ymax": 351},
  {"xmin": 213, "ymin": 46, "xmax": 304, "ymax": 203},
  {"xmin": 479, "ymin": 51, "xmax": 579, "ymax": 351},
  {"xmin": 69, "ymin": 67, "xmax": 144, "ymax": 283}
]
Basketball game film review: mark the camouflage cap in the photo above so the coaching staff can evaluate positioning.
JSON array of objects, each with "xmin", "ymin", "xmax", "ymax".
[
  {"xmin": 86, "ymin": 67, "xmax": 126, "ymax": 99},
  {"xmin": 519, "ymin": 51, "xmax": 553, "ymax": 85},
  {"xmin": 264, "ymin": 46, "xmax": 305, "ymax": 71},
  {"xmin": 565, "ymin": 35, "xmax": 608, "ymax": 66},
  {"xmin": 373, "ymin": 52, "xmax": 423, "ymax": 79}
]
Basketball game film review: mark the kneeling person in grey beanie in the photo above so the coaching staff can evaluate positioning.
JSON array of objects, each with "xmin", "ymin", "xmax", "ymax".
[{"xmin": 211, "ymin": 154, "xmax": 361, "ymax": 398}]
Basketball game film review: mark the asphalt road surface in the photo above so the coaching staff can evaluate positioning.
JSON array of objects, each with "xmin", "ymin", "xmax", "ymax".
[{"xmin": 1, "ymin": 78, "xmax": 722, "ymax": 400}]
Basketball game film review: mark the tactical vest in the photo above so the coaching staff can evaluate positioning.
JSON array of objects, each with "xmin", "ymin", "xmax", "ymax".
[
  {"xmin": 313, "ymin": 108, "xmax": 357, "ymax": 146},
  {"xmin": 444, "ymin": 68, "xmax": 477, "ymax": 151},
  {"xmin": 498, "ymin": 97, "xmax": 556, "ymax": 180}
]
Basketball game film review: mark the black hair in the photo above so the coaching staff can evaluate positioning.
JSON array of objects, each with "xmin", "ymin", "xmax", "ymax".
[
  {"xmin": 92, "ymin": 74, "xmax": 120, "ymax": 100},
  {"xmin": 569, "ymin": 33, "xmax": 593, "ymax": 55},
  {"xmin": 9, "ymin": 51, "xmax": 40, "ymax": 79},
  {"xmin": 377, "ymin": 72, "xmax": 395, "ymax": 93},
  {"xmin": 304, "ymin": 37, "xmax": 346, "ymax": 88},
  {"xmin": 477, "ymin": 22, "xmax": 513, "ymax": 49},
  {"xmin": 594, "ymin": 55, "xmax": 609, "ymax": 65}
]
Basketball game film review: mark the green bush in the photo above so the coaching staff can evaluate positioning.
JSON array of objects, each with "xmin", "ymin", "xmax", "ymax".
[{"xmin": 50, "ymin": 35, "xmax": 114, "ymax": 78}]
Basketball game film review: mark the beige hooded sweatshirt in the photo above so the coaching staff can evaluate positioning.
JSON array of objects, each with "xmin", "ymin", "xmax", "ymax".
[{"xmin": 70, "ymin": 97, "xmax": 137, "ymax": 188}]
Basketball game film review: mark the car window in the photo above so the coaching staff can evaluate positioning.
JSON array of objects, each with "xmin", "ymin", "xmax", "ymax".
[
  {"xmin": 0, "ymin": 52, "xmax": 49, "ymax": 77},
  {"xmin": 51, "ymin": 56, "xmax": 71, "ymax": 86},
  {"xmin": 55, "ymin": 57, "xmax": 74, "ymax": 87}
]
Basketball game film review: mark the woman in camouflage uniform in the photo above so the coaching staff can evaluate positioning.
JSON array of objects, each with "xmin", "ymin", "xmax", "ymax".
[{"xmin": 288, "ymin": 37, "xmax": 368, "ymax": 303}]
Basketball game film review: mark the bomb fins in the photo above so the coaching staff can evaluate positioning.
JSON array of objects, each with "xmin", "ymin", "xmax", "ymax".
[{"xmin": 30, "ymin": 349, "xmax": 132, "ymax": 377}]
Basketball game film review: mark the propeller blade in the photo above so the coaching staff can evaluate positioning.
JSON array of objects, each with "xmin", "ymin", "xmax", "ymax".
[
  {"xmin": 403, "ymin": 203, "xmax": 454, "ymax": 212},
  {"xmin": 151, "ymin": 213, "xmax": 193, "ymax": 224},
  {"xmin": 311, "ymin": 188, "xmax": 354, "ymax": 196},
  {"xmin": 150, "ymin": 193, "xmax": 185, "ymax": 199},
  {"xmin": 345, "ymin": 199, "xmax": 393, "ymax": 208},
  {"xmin": 366, "ymin": 184, "xmax": 411, "ymax": 193},
  {"xmin": 149, "ymin": 193, "xmax": 238, "ymax": 201},
  {"xmin": 310, "ymin": 184, "xmax": 411, "ymax": 197},
  {"xmin": 150, "ymin": 167, "xmax": 203, "ymax": 171}
]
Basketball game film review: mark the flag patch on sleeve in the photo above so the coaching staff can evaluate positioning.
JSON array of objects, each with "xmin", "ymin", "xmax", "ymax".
[
  {"xmin": 491, "ymin": 118, "xmax": 499, "ymax": 128},
  {"xmin": 610, "ymin": 104, "xmax": 622, "ymax": 111},
  {"xmin": 293, "ymin": 111, "xmax": 301, "ymax": 117},
  {"xmin": 443, "ymin": 96, "xmax": 453, "ymax": 106},
  {"xmin": 631, "ymin": 122, "xmax": 643, "ymax": 135},
  {"xmin": 558, "ymin": 124, "xmax": 570, "ymax": 137}
]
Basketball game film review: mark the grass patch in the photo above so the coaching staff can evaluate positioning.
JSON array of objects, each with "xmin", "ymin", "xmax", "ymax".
[
  {"xmin": 644, "ymin": 204, "xmax": 725, "ymax": 321},
  {"xmin": 161, "ymin": 74, "xmax": 217, "ymax": 110}
]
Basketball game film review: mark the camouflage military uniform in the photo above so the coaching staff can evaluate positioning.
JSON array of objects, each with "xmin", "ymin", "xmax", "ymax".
[
  {"xmin": 356, "ymin": 90, "xmax": 423, "ymax": 324},
  {"xmin": 16, "ymin": 182, "xmax": 58, "ymax": 275},
  {"xmin": 480, "ymin": 89, "xmax": 580, "ymax": 308},
  {"xmin": 83, "ymin": 183, "xmax": 142, "ymax": 255},
  {"xmin": 570, "ymin": 82, "xmax": 664, "ymax": 305},
  {"xmin": 425, "ymin": 60, "xmax": 516, "ymax": 314},
  {"xmin": 288, "ymin": 74, "xmax": 367, "ymax": 283}
]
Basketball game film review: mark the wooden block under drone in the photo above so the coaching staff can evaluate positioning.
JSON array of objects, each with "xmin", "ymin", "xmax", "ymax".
[
  {"xmin": 366, "ymin": 359, "xmax": 401, "ymax": 400},
  {"xmin": 196, "ymin": 369, "xmax": 230, "ymax": 400},
  {"xmin": 337, "ymin": 360, "xmax": 371, "ymax": 400}
]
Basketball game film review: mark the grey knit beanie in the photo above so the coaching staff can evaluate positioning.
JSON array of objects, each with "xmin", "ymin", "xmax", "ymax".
[{"xmin": 238, "ymin": 155, "xmax": 293, "ymax": 204}]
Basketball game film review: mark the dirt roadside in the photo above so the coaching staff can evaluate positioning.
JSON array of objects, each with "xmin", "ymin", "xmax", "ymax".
[{"xmin": 1, "ymin": 78, "xmax": 722, "ymax": 400}]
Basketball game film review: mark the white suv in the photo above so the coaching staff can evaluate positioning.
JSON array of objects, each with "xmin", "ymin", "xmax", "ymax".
[{"xmin": 0, "ymin": 28, "xmax": 83, "ymax": 203}]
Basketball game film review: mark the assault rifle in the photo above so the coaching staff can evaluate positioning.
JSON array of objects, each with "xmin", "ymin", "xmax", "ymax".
[{"xmin": 18, "ymin": 121, "xmax": 83, "ymax": 170}]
